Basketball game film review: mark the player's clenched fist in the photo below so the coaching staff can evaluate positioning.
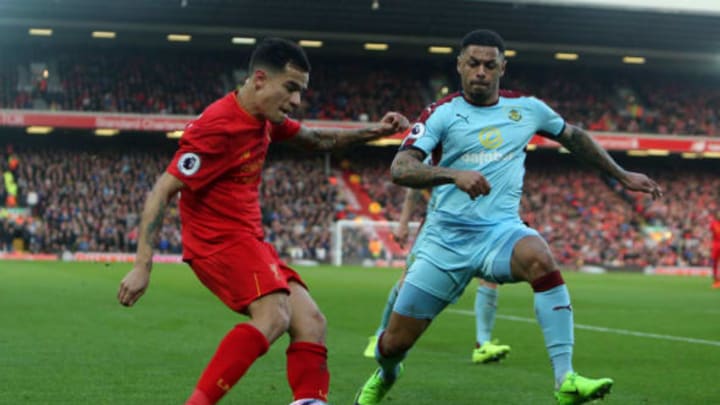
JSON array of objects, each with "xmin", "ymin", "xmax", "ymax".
[
  {"xmin": 376, "ymin": 112, "xmax": 410, "ymax": 135},
  {"xmin": 453, "ymin": 170, "xmax": 491, "ymax": 199}
]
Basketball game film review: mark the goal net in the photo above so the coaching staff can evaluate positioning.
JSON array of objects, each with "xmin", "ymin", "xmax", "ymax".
[{"xmin": 332, "ymin": 219, "xmax": 422, "ymax": 267}]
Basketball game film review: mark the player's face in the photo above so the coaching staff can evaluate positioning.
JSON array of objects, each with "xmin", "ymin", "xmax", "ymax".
[
  {"xmin": 255, "ymin": 64, "xmax": 309, "ymax": 124},
  {"xmin": 457, "ymin": 45, "xmax": 506, "ymax": 104}
]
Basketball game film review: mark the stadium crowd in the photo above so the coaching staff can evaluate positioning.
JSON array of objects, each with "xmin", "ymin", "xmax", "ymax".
[
  {"xmin": 1, "ymin": 140, "xmax": 717, "ymax": 269},
  {"xmin": 1, "ymin": 49, "xmax": 719, "ymax": 268},
  {"xmin": 1, "ymin": 51, "xmax": 719, "ymax": 136},
  {"xmin": 352, "ymin": 153, "xmax": 718, "ymax": 268}
]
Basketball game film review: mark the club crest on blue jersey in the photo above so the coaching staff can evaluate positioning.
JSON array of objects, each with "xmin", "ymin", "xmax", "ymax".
[{"xmin": 508, "ymin": 109, "xmax": 522, "ymax": 122}]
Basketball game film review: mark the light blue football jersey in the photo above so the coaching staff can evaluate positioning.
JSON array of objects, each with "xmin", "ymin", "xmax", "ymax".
[{"xmin": 401, "ymin": 92, "xmax": 565, "ymax": 227}]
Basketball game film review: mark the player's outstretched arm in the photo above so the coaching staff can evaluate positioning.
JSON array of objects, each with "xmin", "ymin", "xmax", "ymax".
[
  {"xmin": 391, "ymin": 148, "xmax": 491, "ymax": 199},
  {"xmin": 117, "ymin": 172, "xmax": 185, "ymax": 307},
  {"xmin": 552, "ymin": 124, "xmax": 663, "ymax": 199},
  {"xmin": 291, "ymin": 112, "xmax": 410, "ymax": 151}
]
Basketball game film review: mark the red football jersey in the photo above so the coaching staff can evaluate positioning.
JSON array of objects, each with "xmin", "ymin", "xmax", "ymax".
[
  {"xmin": 711, "ymin": 219, "xmax": 720, "ymax": 244},
  {"xmin": 167, "ymin": 91, "xmax": 300, "ymax": 260}
]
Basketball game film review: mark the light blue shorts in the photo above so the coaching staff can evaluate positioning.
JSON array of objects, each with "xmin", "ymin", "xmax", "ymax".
[{"xmin": 404, "ymin": 220, "xmax": 539, "ymax": 305}]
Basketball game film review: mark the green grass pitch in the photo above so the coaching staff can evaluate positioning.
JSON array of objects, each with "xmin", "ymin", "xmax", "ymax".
[{"xmin": 1, "ymin": 261, "xmax": 719, "ymax": 404}]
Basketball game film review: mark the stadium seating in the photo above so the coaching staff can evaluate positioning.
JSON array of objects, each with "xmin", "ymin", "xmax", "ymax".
[{"xmin": 1, "ymin": 51, "xmax": 718, "ymax": 136}]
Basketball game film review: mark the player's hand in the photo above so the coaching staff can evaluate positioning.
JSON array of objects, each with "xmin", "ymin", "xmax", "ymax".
[
  {"xmin": 619, "ymin": 171, "xmax": 663, "ymax": 200},
  {"xmin": 117, "ymin": 266, "xmax": 151, "ymax": 307},
  {"xmin": 394, "ymin": 224, "xmax": 410, "ymax": 248},
  {"xmin": 454, "ymin": 170, "xmax": 491, "ymax": 199},
  {"xmin": 375, "ymin": 112, "xmax": 410, "ymax": 135}
]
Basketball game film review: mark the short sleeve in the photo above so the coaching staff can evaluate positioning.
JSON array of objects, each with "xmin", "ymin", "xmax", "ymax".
[
  {"xmin": 270, "ymin": 118, "xmax": 301, "ymax": 142},
  {"xmin": 399, "ymin": 105, "xmax": 447, "ymax": 155},
  {"xmin": 166, "ymin": 121, "xmax": 232, "ymax": 191},
  {"xmin": 532, "ymin": 97, "xmax": 566, "ymax": 138}
]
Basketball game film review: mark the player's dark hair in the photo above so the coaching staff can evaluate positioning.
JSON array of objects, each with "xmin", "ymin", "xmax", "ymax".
[
  {"xmin": 460, "ymin": 29, "xmax": 505, "ymax": 54},
  {"xmin": 249, "ymin": 37, "xmax": 311, "ymax": 73}
]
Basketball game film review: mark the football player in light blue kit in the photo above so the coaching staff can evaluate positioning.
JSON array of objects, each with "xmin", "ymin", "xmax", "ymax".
[
  {"xmin": 363, "ymin": 187, "xmax": 511, "ymax": 364},
  {"xmin": 354, "ymin": 29, "xmax": 663, "ymax": 405}
]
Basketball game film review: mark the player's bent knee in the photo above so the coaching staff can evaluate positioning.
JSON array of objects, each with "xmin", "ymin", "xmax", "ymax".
[
  {"xmin": 525, "ymin": 252, "xmax": 556, "ymax": 282},
  {"xmin": 249, "ymin": 298, "xmax": 292, "ymax": 342},
  {"xmin": 511, "ymin": 236, "xmax": 557, "ymax": 282},
  {"xmin": 289, "ymin": 309, "xmax": 327, "ymax": 342}
]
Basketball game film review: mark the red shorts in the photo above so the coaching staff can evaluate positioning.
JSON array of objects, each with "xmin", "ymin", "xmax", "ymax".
[
  {"xmin": 712, "ymin": 243, "xmax": 720, "ymax": 261},
  {"xmin": 188, "ymin": 237, "xmax": 307, "ymax": 313}
]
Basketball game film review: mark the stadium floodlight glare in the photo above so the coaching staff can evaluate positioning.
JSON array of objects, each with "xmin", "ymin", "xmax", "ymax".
[
  {"xmin": 703, "ymin": 152, "xmax": 720, "ymax": 158},
  {"xmin": 558, "ymin": 147, "xmax": 570, "ymax": 153},
  {"xmin": 504, "ymin": 49, "xmax": 517, "ymax": 57},
  {"xmin": 428, "ymin": 46, "xmax": 453, "ymax": 54},
  {"xmin": 92, "ymin": 31, "xmax": 116, "ymax": 39},
  {"xmin": 368, "ymin": 138, "xmax": 402, "ymax": 146},
  {"xmin": 29, "ymin": 28, "xmax": 53, "ymax": 36},
  {"xmin": 167, "ymin": 34, "xmax": 191, "ymax": 42},
  {"xmin": 167, "ymin": 130, "xmax": 184, "ymax": 139},
  {"xmin": 231, "ymin": 37, "xmax": 256, "ymax": 45},
  {"xmin": 681, "ymin": 152, "xmax": 699, "ymax": 159},
  {"xmin": 94, "ymin": 128, "xmax": 119, "ymax": 137},
  {"xmin": 526, "ymin": 144, "xmax": 537, "ymax": 151},
  {"xmin": 555, "ymin": 52, "xmax": 579, "ymax": 61},
  {"xmin": 364, "ymin": 43, "xmax": 389, "ymax": 51},
  {"xmin": 623, "ymin": 56, "xmax": 646, "ymax": 64},
  {"xmin": 299, "ymin": 40, "xmax": 323, "ymax": 48},
  {"xmin": 647, "ymin": 149, "xmax": 669, "ymax": 156},
  {"xmin": 627, "ymin": 150, "xmax": 649, "ymax": 156},
  {"xmin": 26, "ymin": 126, "xmax": 53, "ymax": 135}
]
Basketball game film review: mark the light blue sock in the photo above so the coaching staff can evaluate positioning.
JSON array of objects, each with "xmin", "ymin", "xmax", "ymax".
[
  {"xmin": 534, "ymin": 284, "xmax": 574, "ymax": 386},
  {"xmin": 375, "ymin": 281, "xmax": 401, "ymax": 336},
  {"xmin": 375, "ymin": 336, "xmax": 406, "ymax": 382},
  {"xmin": 474, "ymin": 285, "xmax": 498, "ymax": 345}
]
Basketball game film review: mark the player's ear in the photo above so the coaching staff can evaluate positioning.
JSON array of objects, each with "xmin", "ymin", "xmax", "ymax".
[
  {"xmin": 500, "ymin": 59, "xmax": 507, "ymax": 77},
  {"xmin": 456, "ymin": 54, "xmax": 463, "ymax": 75},
  {"xmin": 252, "ymin": 69, "xmax": 268, "ymax": 90}
]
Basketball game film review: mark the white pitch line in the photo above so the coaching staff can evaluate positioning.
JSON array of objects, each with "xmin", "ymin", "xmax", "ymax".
[{"xmin": 447, "ymin": 309, "xmax": 720, "ymax": 347}]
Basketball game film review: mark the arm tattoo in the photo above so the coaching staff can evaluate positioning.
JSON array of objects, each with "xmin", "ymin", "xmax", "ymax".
[
  {"xmin": 390, "ymin": 149, "xmax": 457, "ymax": 188},
  {"xmin": 557, "ymin": 125, "xmax": 625, "ymax": 179},
  {"xmin": 144, "ymin": 200, "xmax": 167, "ymax": 249},
  {"xmin": 292, "ymin": 126, "xmax": 383, "ymax": 151}
]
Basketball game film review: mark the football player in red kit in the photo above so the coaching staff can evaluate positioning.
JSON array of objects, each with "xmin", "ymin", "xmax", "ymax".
[
  {"xmin": 710, "ymin": 212, "xmax": 720, "ymax": 288},
  {"xmin": 117, "ymin": 37, "xmax": 409, "ymax": 405}
]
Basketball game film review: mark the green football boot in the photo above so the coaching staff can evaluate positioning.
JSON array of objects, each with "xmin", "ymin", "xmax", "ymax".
[
  {"xmin": 555, "ymin": 372, "xmax": 613, "ymax": 405},
  {"xmin": 471, "ymin": 339, "xmax": 511, "ymax": 364},
  {"xmin": 363, "ymin": 335, "xmax": 378, "ymax": 358},
  {"xmin": 353, "ymin": 365, "xmax": 404, "ymax": 405}
]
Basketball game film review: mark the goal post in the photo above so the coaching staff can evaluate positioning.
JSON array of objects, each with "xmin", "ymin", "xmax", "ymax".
[{"xmin": 332, "ymin": 219, "xmax": 422, "ymax": 267}]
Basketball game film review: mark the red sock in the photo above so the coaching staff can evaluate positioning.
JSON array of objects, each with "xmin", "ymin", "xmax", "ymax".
[
  {"xmin": 531, "ymin": 270, "xmax": 565, "ymax": 292},
  {"xmin": 187, "ymin": 323, "xmax": 269, "ymax": 405},
  {"xmin": 286, "ymin": 342, "xmax": 329, "ymax": 402}
]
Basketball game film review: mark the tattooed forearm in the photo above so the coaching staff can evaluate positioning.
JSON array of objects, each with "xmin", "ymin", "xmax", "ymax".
[
  {"xmin": 133, "ymin": 173, "xmax": 184, "ymax": 271},
  {"xmin": 144, "ymin": 200, "xmax": 167, "ymax": 249},
  {"xmin": 558, "ymin": 125, "xmax": 626, "ymax": 180},
  {"xmin": 293, "ymin": 127, "xmax": 385, "ymax": 151},
  {"xmin": 390, "ymin": 149, "xmax": 458, "ymax": 188},
  {"xmin": 134, "ymin": 194, "xmax": 168, "ymax": 271}
]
